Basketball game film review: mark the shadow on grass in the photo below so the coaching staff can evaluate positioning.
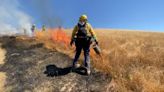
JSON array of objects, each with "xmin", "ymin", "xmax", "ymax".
[
  {"xmin": 0, "ymin": 36, "xmax": 75, "ymax": 91},
  {"xmin": 44, "ymin": 65, "xmax": 88, "ymax": 77}
]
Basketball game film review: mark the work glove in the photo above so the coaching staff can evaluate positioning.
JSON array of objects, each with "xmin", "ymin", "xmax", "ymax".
[
  {"xmin": 92, "ymin": 36, "xmax": 98, "ymax": 45},
  {"xmin": 70, "ymin": 39, "xmax": 74, "ymax": 46},
  {"xmin": 95, "ymin": 39, "xmax": 98, "ymax": 45}
]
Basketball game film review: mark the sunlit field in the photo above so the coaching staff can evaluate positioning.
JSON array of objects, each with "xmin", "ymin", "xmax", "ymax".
[
  {"xmin": 34, "ymin": 29, "xmax": 164, "ymax": 91},
  {"xmin": 0, "ymin": 29, "xmax": 164, "ymax": 92},
  {"xmin": 93, "ymin": 30, "xmax": 164, "ymax": 91}
]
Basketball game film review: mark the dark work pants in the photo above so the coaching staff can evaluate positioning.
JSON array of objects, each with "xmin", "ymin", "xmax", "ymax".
[{"xmin": 73, "ymin": 38, "xmax": 90, "ymax": 70}]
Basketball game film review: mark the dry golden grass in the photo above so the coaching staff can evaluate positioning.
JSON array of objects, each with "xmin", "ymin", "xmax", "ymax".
[
  {"xmin": 1, "ymin": 29, "xmax": 163, "ymax": 92},
  {"xmin": 0, "ymin": 72, "xmax": 6, "ymax": 92},
  {"xmin": 65, "ymin": 29, "xmax": 164, "ymax": 92},
  {"xmin": 0, "ymin": 43, "xmax": 6, "ymax": 64}
]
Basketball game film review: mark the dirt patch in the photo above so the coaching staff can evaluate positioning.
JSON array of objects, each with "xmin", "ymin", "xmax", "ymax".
[
  {"xmin": 0, "ymin": 72, "xmax": 6, "ymax": 91},
  {"xmin": 0, "ymin": 42, "xmax": 7, "ymax": 91},
  {"xmin": 0, "ymin": 44, "xmax": 6, "ymax": 64}
]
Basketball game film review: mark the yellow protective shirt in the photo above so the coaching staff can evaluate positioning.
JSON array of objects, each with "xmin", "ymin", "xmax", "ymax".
[{"xmin": 71, "ymin": 22, "xmax": 97, "ymax": 41}]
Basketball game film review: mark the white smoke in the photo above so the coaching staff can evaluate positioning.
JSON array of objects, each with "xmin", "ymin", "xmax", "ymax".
[{"xmin": 0, "ymin": 0, "xmax": 32, "ymax": 36}]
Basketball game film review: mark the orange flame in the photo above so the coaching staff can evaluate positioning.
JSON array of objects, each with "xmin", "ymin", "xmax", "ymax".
[
  {"xmin": 34, "ymin": 27, "xmax": 97, "ymax": 58},
  {"xmin": 34, "ymin": 27, "xmax": 70, "ymax": 50},
  {"xmin": 34, "ymin": 28, "xmax": 107, "ymax": 72},
  {"xmin": 50, "ymin": 28, "xmax": 70, "ymax": 48}
]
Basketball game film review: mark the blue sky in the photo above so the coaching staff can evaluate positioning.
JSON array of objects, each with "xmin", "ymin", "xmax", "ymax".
[{"xmin": 19, "ymin": 0, "xmax": 164, "ymax": 31}]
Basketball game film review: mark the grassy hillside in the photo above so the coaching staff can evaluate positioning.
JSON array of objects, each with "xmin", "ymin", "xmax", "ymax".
[
  {"xmin": 0, "ymin": 29, "xmax": 164, "ymax": 92},
  {"xmin": 66, "ymin": 29, "xmax": 164, "ymax": 91}
]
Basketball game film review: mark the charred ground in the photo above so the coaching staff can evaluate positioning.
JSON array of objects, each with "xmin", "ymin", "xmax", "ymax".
[{"xmin": 0, "ymin": 36, "xmax": 114, "ymax": 92}]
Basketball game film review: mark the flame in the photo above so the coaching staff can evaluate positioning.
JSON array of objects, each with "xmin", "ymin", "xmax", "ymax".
[
  {"xmin": 34, "ymin": 27, "xmax": 98, "ymax": 58},
  {"xmin": 34, "ymin": 27, "xmax": 70, "ymax": 50},
  {"xmin": 50, "ymin": 28, "xmax": 70, "ymax": 48},
  {"xmin": 34, "ymin": 28, "xmax": 106, "ymax": 72}
]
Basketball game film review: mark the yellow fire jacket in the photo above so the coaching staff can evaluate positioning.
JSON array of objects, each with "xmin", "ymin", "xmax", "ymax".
[{"xmin": 71, "ymin": 22, "xmax": 97, "ymax": 41}]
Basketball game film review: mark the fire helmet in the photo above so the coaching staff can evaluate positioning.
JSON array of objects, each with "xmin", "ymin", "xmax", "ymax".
[{"xmin": 79, "ymin": 15, "xmax": 88, "ymax": 21}]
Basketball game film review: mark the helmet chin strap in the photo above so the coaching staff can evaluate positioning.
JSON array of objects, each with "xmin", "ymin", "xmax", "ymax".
[{"xmin": 78, "ymin": 21, "xmax": 85, "ymax": 26}]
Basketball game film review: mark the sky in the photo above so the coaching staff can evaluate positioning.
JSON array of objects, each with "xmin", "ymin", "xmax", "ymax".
[{"xmin": 0, "ymin": 0, "xmax": 164, "ymax": 33}]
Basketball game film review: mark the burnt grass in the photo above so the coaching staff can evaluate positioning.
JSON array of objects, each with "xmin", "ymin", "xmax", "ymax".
[{"xmin": 0, "ymin": 36, "xmax": 113, "ymax": 92}]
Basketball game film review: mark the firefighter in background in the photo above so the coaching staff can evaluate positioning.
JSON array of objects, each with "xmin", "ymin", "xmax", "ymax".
[
  {"xmin": 31, "ymin": 24, "xmax": 36, "ymax": 36},
  {"xmin": 24, "ymin": 28, "xmax": 27, "ymax": 36},
  {"xmin": 42, "ymin": 25, "xmax": 46, "ymax": 31},
  {"xmin": 70, "ymin": 15, "xmax": 98, "ymax": 75}
]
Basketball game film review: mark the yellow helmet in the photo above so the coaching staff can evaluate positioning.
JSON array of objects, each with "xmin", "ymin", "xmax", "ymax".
[{"xmin": 79, "ymin": 14, "xmax": 88, "ymax": 21}]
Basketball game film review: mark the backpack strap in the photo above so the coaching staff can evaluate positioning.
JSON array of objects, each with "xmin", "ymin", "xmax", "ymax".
[{"xmin": 76, "ymin": 23, "xmax": 87, "ymax": 38}]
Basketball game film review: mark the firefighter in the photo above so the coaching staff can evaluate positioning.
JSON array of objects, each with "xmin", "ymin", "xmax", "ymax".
[
  {"xmin": 42, "ymin": 25, "xmax": 46, "ymax": 31},
  {"xmin": 31, "ymin": 24, "xmax": 36, "ymax": 36},
  {"xmin": 70, "ymin": 14, "xmax": 98, "ymax": 75}
]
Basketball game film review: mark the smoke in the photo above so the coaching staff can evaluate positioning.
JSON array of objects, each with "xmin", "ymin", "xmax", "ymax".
[
  {"xmin": 31, "ymin": 0, "xmax": 63, "ymax": 28},
  {"xmin": 0, "ymin": 0, "xmax": 32, "ymax": 36}
]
